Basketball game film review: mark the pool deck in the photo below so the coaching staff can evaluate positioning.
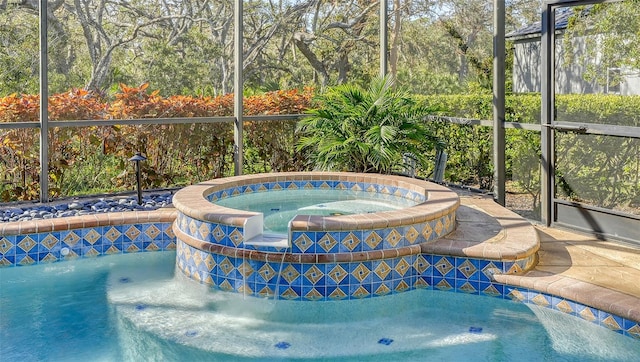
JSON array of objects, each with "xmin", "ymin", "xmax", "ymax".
[{"xmin": 456, "ymin": 192, "xmax": 640, "ymax": 325}]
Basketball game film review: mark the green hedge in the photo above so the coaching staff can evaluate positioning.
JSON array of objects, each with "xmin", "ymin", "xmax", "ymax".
[{"xmin": 417, "ymin": 93, "xmax": 640, "ymax": 214}]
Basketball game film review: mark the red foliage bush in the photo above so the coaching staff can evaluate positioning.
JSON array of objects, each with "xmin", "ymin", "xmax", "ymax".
[{"xmin": 0, "ymin": 84, "xmax": 314, "ymax": 201}]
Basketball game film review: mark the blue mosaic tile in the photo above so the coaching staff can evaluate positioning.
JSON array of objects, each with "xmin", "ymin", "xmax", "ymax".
[
  {"xmin": 391, "ymin": 278, "xmax": 412, "ymax": 294},
  {"xmin": 102, "ymin": 243, "xmax": 122, "ymax": 255},
  {"xmin": 502, "ymin": 286, "xmax": 527, "ymax": 302},
  {"xmin": 242, "ymin": 185, "xmax": 253, "ymax": 193},
  {"xmin": 371, "ymin": 259, "xmax": 393, "ymax": 282},
  {"xmin": 15, "ymin": 254, "xmax": 37, "ymax": 266},
  {"xmin": 456, "ymin": 279, "xmax": 479, "ymax": 294},
  {"xmin": 279, "ymin": 284, "xmax": 301, "ymax": 300},
  {"xmin": 121, "ymin": 225, "xmax": 142, "ymax": 243},
  {"xmin": 479, "ymin": 282, "xmax": 503, "ymax": 298},
  {"xmin": 598, "ymin": 311, "xmax": 624, "ymax": 333},
  {"xmin": 348, "ymin": 261, "xmax": 372, "ymax": 285},
  {"xmin": 432, "ymin": 256, "xmax": 455, "ymax": 278},
  {"xmin": 361, "ymin": 230, "xmax": 383, "ymax": 251},
  {"xmin": 455, "ymin": 258, "xmax": 479, "ymax": 281},
  {"xmin": 326, "ymin": 264, "xmax": 350, "ymax": 285},
  {"xmin": 37, "ymin": 233, "xmax": 58, "ymax": 253},
  {"xmin": 414, "ymin": 276, "xmax": 432, "ymax": 289},
  {"xmin": 0, "ymin": 235, "xmax": 16, "ymax": 257},
  {"xmin": 339, "ymin": 231, "xmax": 362, "ymax": 253},
  {"xmin": 315, "ymin": 232, "xmax": 339, "ymax": 254},
  {"xmin": 349, "ymin": 283, "xmax": 372, "ymax": 299},
  {"xmin": 2, "ymin": 254, "xmax": 16, "ymax": 266},
  {"xmin": 302, "ymin": 285, "xmax": 325, "ymax": 301},
  {"xmin": 79, "ymin": 244, "xmax": 100, "ymax": 257},
  {"xmin": 433, "ymin": 276, "xmax": 454, "ymax": 292},
  {"xmin": 623, "ymin": 318, "xmax": 639, "ymax": 332},
  {"xmin": 16, "ymin": 234, "xmax": 39, "ymax": 254},
  {"xmin": 391, "ymin": 257, "xmax": 413, "ymax": 280},
  {"xmin": 326, "ymin": 285, "xmax": 349, "ymax": 300},
  {"xmin": 37, "ymin": 251, "xmax": 57, "ymax": 263},
  {"xmin": 301, "ymin": 263, "xmax": 325, "ymax": 286},
  {"xmin": 121, "ymin": 241, "xmax": 141, "ymax": 254}
]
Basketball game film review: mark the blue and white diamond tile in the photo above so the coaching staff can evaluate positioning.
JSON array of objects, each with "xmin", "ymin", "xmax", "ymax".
[
  {"xmin": 1, "ymin": 254, "xmax": 16, "ymax": 266},
  {"xmin": 327, "ymin": 285, "xmax": 349, "ymax": 300},
  {"xmin": 456, "ymin": 280, "xmax": 479, "ymax": 295},
  {"xmin": 302, "ymin": 263, "xmax": 325, "ymax": 286},
  {"xmin": 391, "ymin": 278, "xmax": 412, "ymax": 294},
  {"xmin": 0, "ymin": 236, "xmax": 16, "ymax": 257},
  {"xmin": 478, "ymin": 260, "xmax": 502, "ymax": 282},
  {"xmin": 391, "ymin": 257, "xmax": 412, "ymax": 279},
  {"xmin": 479, "ymin": 282, "xmax": 503, "ymax": 298},
  {"xmin": 372, "ymin": 281, "xmax": 393, "ymax": 296},
  {"xmin": 598, "ymin": 311, "xmax": 624, "ymax": 333},
  {"xmin": 349, "ymin": 283, "xmax": 372, "ymax": 299},
  {"xmin": 302, "ymin": 285, "xmax": 325, "ymax": 301},
  {"xmin": 339, "ymin": 231, "xmax": 362, "ymax": 253},
  {"xmin": 414, "ymin": 276, "xmax": 431, "ymax": 289},
  {"xmin": 37, "ymin": 251, "xmax": 58, "ymax": 263},
  {"xmin": 348, "ymin": 262, "xmax": 372, "ymax": 285},
  {"xmin": 455, "ymin": 258, "xmax": 479, "ymax": 281},
  {"xmin": 433, "ymin": 256, "xmax": 455, "ymax": 278},
  {"xmin": 279, "ymin": 284, "xmax": 301, "ymax": 300}
]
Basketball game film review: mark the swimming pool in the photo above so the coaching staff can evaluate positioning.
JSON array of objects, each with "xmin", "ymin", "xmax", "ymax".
[
  {"xmin": 1, "ymin": 252, "xmax": 638, "ymax": 361},
  {"xmin": 214, "ymin": 188, "xmax": 418, "ymax": 233}
]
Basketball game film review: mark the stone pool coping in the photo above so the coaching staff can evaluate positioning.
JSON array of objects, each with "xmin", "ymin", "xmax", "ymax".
[
  {"xmin": 1, "ymin": 180, "xmax": 640, "ymax": 332},
  {"xmin": 172, "ymin": 172, "xmax": 460, "ymax": 231}
]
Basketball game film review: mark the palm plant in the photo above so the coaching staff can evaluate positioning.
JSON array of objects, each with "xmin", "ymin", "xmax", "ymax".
[{"xmin": 297, "ymin": 76, "xmax": 442, "ymax": 173}]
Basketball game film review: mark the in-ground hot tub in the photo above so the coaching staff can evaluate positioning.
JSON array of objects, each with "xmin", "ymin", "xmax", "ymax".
[{"xmin": 172, "ymin": 172, "xmax": 459, "ymax": 300}]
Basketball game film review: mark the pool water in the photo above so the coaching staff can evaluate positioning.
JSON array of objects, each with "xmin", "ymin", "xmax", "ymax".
[
  {"xmin": 1, "ymin": 252, "xmax": 639, "ymax": 361},
  {"xmin": 214, "ymin": 189, "xmax": 418, "ymax": 233}
]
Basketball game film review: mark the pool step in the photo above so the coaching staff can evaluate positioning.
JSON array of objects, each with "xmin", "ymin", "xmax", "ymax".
[
  {"xmin": 243, "ymin": 234, "xmax": 289, "ymax": 249},
  {"xmin": 243, "ymin": 213, "xmax": 291, "ymax": 249}
]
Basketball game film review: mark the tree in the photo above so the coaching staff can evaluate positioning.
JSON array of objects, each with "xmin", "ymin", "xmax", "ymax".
[
  {"xmin": 292, "ymin": 0, "xmax": 379, "ymax": 87},
  {"xmin": 564, "ymin": 1, "xmax": 640, "ymax": 88}
]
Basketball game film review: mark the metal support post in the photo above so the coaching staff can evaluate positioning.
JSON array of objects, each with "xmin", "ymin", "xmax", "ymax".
[
  {"xmin": 379, "ymin": 0, "xmax": 388, "ymax": 77},
  {"xmin": 493, "ymin": 0, "xmax": 506, "ymax": 206},
  {"xmin": 234, "ymin": 0, "xmax": 244, "ymax": 176},
  {"xmin": 540, "ymin": 5, "xmax": 556, "ymax": 226},
  {"xmin": 39, "ymin": 0, "xmax": 49, "ymax": 202}
]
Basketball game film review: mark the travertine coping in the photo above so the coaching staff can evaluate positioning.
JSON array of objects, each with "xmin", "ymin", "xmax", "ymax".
[
  {"xmin": 171, "ymin": 172, "xmax": 460, "ymax": 231},
  {"xmin": 495, "ymin": 270, "xmax": 640, "ymax": 327},
  {"xmin": 423, "ymin": 197, "xmax": 541, "ymax": 261},
  {"xmin": 0, "ymin": 209, "xmax": 177, "ymax": 236}
]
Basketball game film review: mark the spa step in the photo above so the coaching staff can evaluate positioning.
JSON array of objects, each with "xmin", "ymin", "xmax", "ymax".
[
  {"xmin": 243, "ymin": 214, "xmax": 291, "ymax": 249},
  {"xmin": 243, "ymin": 234, "xmax": 289, "ymax": 249}
]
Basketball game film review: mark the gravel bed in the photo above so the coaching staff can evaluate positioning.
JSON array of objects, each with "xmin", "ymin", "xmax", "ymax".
[{"xmin": 0, "ymin": 192, "xmax": 174, "ymax": 223}]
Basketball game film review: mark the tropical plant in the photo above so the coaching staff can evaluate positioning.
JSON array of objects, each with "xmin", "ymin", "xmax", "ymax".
[{"xmin": 296, "ymin": 76, "xmax": 442, "ymax": 174}]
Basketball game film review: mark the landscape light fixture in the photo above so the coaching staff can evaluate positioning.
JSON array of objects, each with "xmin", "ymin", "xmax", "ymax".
[{"xmin": 128, "ymin": 152, "xmax": 147, "ymax": 205}]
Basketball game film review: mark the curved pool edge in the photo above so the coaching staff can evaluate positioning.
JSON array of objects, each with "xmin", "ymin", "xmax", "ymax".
[
  {"xmin": 172, "ymin": 172, "xmax": 460, "ymax": 231},
  {"xmin": 1, "ymin": 184, "xmax": 639, "ymax": 340}
]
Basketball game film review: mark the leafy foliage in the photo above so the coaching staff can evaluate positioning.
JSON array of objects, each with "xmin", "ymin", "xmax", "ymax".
[
  {"xmin": 564, "ymin": 1, "xmax": 640, "ymax": 88},
  {"xmin": 0, "ymin": 84, "xmax": 313, "ymax": 201},
  {"xmin": 297, "ymin": 77, "xmax": 441, "ymax": 173},
  {"xmin": 419, "ymin": 93, "xmax": 640, "ymax": 214}
]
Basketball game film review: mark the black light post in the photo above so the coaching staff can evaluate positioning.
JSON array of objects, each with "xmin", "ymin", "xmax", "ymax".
[{"xmin": 129, "ymin": 152, "xmax": 147, "ymax": 205}]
